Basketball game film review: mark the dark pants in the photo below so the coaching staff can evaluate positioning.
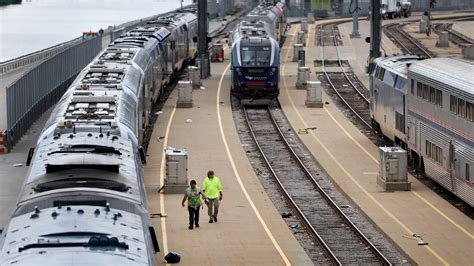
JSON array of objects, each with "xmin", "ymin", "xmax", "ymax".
[{"xmin": 188, "ymin": 206, "xmax": 200, "ymax": 226}]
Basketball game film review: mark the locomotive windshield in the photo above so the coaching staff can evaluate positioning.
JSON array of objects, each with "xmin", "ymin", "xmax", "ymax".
[{"xmin": 241, "ymin": 46, "xmax": 271, "ymax": 67}]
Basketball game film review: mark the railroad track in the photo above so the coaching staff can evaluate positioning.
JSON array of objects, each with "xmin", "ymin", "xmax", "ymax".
[
  {"xmin": 242, "ymin": 106, "xmax": 391, "ymax": 265},
  {"xmin": 318, "ymin": 24, "xmax": 372, "ymax": 129},
  {"xmin": 432, "ymin": 23, "xmax": 474, "ymax": 46},
  {"xmin": 383, "ymin": 23, "xmax": 435, "ymax": 58}
]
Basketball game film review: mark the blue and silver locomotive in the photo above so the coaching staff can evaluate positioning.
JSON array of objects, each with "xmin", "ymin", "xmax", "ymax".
[{"xmin": 230, "ymin": 1, "xmax": 286, "ymax": 100}]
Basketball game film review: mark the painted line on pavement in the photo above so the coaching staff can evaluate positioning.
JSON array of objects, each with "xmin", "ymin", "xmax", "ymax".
[
  {"xmin": 282, "ymin": 25, "xmax": 449, "ymax": 265},
  {"xmin": 217, "ymin": 63, "xmax": 291, "ymax": 265},
  {"xmin": 159, "ymin": 103, "xmax": 177, "ymax": 261}
]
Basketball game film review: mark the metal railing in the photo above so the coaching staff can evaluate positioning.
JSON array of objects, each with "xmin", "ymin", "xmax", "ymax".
[
  {"xmin": 0, "ymin": 37, "xmax": 83, "ymax": 75},
  {"xmin": 4, "ymin": 36, "xmax": 102, "ymax": 149}
]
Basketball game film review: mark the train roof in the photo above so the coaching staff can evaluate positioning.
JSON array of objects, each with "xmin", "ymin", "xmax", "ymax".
[
  {"xmin": 20, "ymin": 133, "xmax": 142, "ymax": 205},
  {"xmin": 147, "ymin": 11, "xmax": 196, "ymax": 29},
  {"xmin": 408, "ymin": 57, "xmax": 474, "ymax": 95},
  {"xmin": 233, "ymin": 20, "xmax": 273, "ymax": 42},
  {"xmin": 373, "ymin": 54, "xmax": 421, "ymax": 77},
  {"xmin": 41, "ymin": 51, "xmax": 146, "ymax": 143},
  {"xmin": 1, "ymin": 205, "xmax": 150, "ymax": 265}
]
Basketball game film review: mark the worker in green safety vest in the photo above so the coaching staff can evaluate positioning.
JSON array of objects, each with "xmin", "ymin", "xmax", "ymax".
[
  {"xmin": 202, "ymin": 170, "xmax": 222, "ymax": 223},
  {"xmin": 182, "ymin": 179, "xmax": 203, "ymax": 230}
]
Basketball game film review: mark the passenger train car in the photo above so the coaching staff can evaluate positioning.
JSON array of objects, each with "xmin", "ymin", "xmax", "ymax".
[
  {"xmin": 230, "ymin": 0, "xmax": 286, "ymax": 100},
  {"xmin": 0, "ymin": 7, "xmax": 198, "ymax": 266},
  {"xmin": 370, "ymin": 55, "xmax": 473, "ymax": 206}
]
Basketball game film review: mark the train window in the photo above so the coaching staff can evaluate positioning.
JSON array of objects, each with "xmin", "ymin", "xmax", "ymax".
[
  {"xmin": 435, "ymin": 89, "xmax": 443, "ymax": 107},
  {"xmin": 240, "ymin": 46, "xmax": 271, "ymax": 67},
  {"xmin": 429, "ymin": 87, "xmax": 436, "ymax": 103},
  {"xmin": 458, "ymin": 98, "xmax": 466, "ymax": 118},
  {"xmin": 394, "ymin": 76, "xmax": 406, "ymax": 92},
  {"xmin": 450, "ymin": 95, "xmax": 457, "ymax": 114},
  {"xmin": 422, "ymin": 84, "xmax": 429, "ymax": 101},
  {"xmin": 426, "ymin": 140, "xmax": 431, "ymax": 157},
  {"xmin": 436, "ymin": 146, "xmax": 442, "ymax": 165},
  {"xmin": 426, "ymin": 140, "xmax": 443, "ymax": 165},
  {"xmin": 467, "ymin": 102, "xmax": 474, "ymax": 122},
  {"xmin": 410, "ymin": 80, "xmax": 414, "ymax": 95},
  {"xmin": 417, "ymin": 82, "xmax": 423, "ymax": 97},
  {"xmin": 395, "ymin": 112, "xmax": 405, "ymax": 133},
  {"xmin": 256, "ymin": 50, "xmax": 270, "ymax": 66},
  {"xmin": 467, "ymin": 164, "xmax": 470, "ymax": 181},
  {"xmin": 368, "ymin": 63, "xmax": 376, "ymax": 74},
  {"xmin": 379, "ymin": 68, "xmax": 386, "ymax": 80},
  {"xmin": 383, "ymin": 71, "xmax": 396, "ymax": 87}
]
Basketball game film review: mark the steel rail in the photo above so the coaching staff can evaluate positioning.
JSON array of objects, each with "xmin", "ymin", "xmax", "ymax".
[
  {"xmin": 383, "ymin": 23, "xmax": 434, "ymax": 58},
  {"xmin": 243, "ymin": 106, "xmax": 392, "ymax": 265},
  {"xmin": 330, "ymin": 25, "xmax": 370, "ymax": 102},
  {"xmin": 242, "ymin": 106, "xmax": 342, "ymax": 266},
  {"xmin": 318, "ymin": 25, "xmax": 373, "ymax": 129},
  {"xmin": 432, "ymin": 23, "xmax": 474, "ymax": 46}
]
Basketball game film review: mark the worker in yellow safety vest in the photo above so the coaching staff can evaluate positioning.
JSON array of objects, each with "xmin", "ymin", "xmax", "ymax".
[
  {"xmin": 202, "ymin": 170, "xmax": 222, "ymax": 223},
  {"xmin": 182, "ymin": 180, "xmax": 203, "ymax": 230}
]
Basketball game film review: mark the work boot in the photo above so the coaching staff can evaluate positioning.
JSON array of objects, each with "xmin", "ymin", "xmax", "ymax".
[
  {"xmin": 188, "ymin": 225, "xmax": 193, "ymax": 230},
  {"xmin": 209, "ymin": 217, "xmax": 213, "ymax": 223},
  {"xmin": 195, "ymin": 223, "xmax": 200, "ymax": 228},
  {"xmin": 214, "ymin": 216, "xmax": 217, "ymax": 222}
]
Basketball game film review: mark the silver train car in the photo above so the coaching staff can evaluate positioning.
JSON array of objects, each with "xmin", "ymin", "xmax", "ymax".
[
  {"xmin": 0, "ymin": 8, "xmax": 198, "ymax": 266},
  {"xmin": 243, "ymin": 0, "xmax": 286, "ymax": 44},
  {"xmin": 370, "ymin": 56, "xmax": 474, "ymax": 206}
]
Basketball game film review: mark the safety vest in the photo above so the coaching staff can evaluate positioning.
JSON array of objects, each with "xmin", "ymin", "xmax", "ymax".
[
  {"xmin": 203, "ymin": 176, "xmax": 221, "ymax": 199},
  {"xmin": 185, "ymin": 187, "xmax": 202, "ymax": 207}
]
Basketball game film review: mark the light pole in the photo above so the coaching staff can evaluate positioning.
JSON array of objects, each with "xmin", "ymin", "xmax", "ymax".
[
  {"xmin": 350, "ymin": 0, "xmax": 361, "ymax": 38},
  {"xmin": 369, "ymin": 0, "xmax": 381, "ymax": 60},
  {"xmin": 198, "ymin": 0, "xmax": 210, "ymax": 78}
]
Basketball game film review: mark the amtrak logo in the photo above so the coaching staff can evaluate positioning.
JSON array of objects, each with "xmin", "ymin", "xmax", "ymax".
[{"xmin": 245, "ymin": 76, "xmax": 267, "ymax": 81}]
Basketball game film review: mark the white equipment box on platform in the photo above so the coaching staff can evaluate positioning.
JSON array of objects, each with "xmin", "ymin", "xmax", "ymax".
[
  {"xmin": 165, "ymin": 147, "xmax": 188, "ymax": 194},
  {"xmin": 377, "ymin": 147, "xmax": 411, "ymax": 191}
]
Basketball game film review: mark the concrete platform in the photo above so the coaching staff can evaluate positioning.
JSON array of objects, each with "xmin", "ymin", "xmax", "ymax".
[
  {"xmin": 376, "ymin": 177, "xmax": 412, "ymax": 191},
  {"xmin": 403, "ymin": 21, "xmax": 463, "ymax": 57},
  {"xmin": 144, "ymin": 48, "xmax": 312, "ymax": 264},
  {"xmin": 452, "ymin": 21, "xmax": 474, "ymax": 41},
  {"xmin": 0, "ymin": 108, "xmax": 53, "ymax": 227},
  {"xmin": 280, "ymin": 22, "xmax": 474, "ymax": 265}
]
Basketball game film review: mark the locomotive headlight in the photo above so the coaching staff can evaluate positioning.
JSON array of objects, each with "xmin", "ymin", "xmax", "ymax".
[
  {"xmin": 235, "ymin": 67, "xmax": 242, "ymax": 76},
  {"xmin": 270, "ymin": 67, "xmax": 276, "ymax": 75}
]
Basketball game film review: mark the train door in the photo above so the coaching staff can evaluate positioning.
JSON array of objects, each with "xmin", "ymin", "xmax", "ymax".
[
  {"xmin": 171, "ymin": 39, "xmax": 177, "ymax": 71},
  {"xmin": 144, "ymin": 67, "xmax": 152, "ymax": 130},
  {"xmin": 408, "ymin": 119, "xmax": 417, "ymax": 148},
  {"xmin": 138, "ymin": 82, "xmax": 145, "ymax": 143},
  {"xmin": 448, "ymin": 141, "xmax": 457, "ymax": 193},
  {"xmin": 159, "ymin": 43, "xmax": 168, "ymax": 82},
  {"xmin": 183, "ymin": 24, "xmax": 190, "ymax": 62},
  {"xmin": 152, "ymin": 54, "xmax": 162, "ymax": 102},
  {"xmin": 165, "ymin": 40, "xmax": 174, "ymax": 76}
]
